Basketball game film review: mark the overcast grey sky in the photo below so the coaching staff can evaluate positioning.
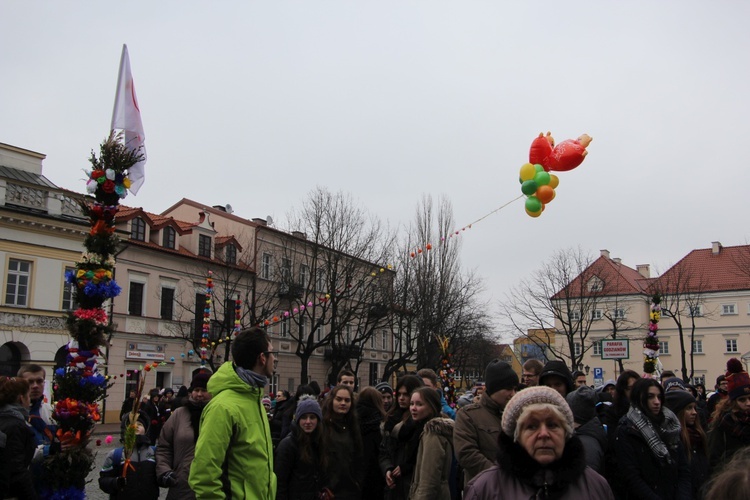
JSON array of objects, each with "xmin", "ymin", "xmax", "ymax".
[{"xmin": 3, "ymin": 2, "xmax": 750, "ymax": 334}]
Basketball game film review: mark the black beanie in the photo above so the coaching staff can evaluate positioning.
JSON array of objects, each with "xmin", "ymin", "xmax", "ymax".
[
  {"xmin": 484, "ymin": 359, "xmax": 519, "ymax": 395},
  {"xmin": 539, "ymin": 360, "xmax": 574, "ymax": 394},
  {"xmin": 665, "ymin": 390, "xmax": 696, "ymax": 415}
]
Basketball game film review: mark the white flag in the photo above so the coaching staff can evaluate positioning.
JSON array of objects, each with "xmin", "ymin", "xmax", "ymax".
[{"xmin": 111, "ymin": 44, "xmax": 146, "ymax": 195}]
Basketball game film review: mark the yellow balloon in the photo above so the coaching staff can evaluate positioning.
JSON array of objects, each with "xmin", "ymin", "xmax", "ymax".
[
  {"xmin": 519, "ymin": 163, "xmax": 536, "ymax": 182},
  {"xmin": 525, "ymin": 207, "xmax": 543, "ymax": 218},
  {"xmin": 549, "ymin": 174, "xmax": 560, "ymax": 189}
]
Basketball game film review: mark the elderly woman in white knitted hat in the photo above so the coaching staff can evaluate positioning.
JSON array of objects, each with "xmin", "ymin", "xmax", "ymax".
[{"xmin": 464, "ymin": 386, "xmax": 614, "ymax": 500}]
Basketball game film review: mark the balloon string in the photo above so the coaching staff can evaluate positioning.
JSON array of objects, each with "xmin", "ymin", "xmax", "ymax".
[{"xmin": 465, "ymin": 194, "xmax": 525, "ymax": 227}]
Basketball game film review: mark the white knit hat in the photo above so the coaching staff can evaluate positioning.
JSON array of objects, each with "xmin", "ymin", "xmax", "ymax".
[{"xmin": 501, "ymin": 386, "xmax": 574, "ymax": 438}]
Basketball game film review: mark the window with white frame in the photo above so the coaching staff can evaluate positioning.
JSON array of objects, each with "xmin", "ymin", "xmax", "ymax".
[
  {"xmin": 299, "ymin": 317, "xmax": 307, "ymax": 339},
  {"xmin": 587, "ymin": 277, "xmax": 604, "ymax": 292},
  {"xmin": 5, "ymin": 259, "xmax": 31, "ymax": 307},
  {"xmin": 613, "ymin": 308, "xmax": 626, "ymax": 320},
  {"xmin": 198, "ymin": 234, "xmax": 212, "ymax": 258},
  {"xmin": 659, "ymin": 341, "xmax": 670, "ymax": 355},
  {"xmin": 225, "ymin": 244, "xmax": 236, "ymax": 265},
  {"xmin": 689, "ymin": 305, "xmax": 703, "ymax": 317},
  {"xmin": 691, "ymin": 375, "xmax": 706, "ymax": 386},
  {"xmin": 568, "ymin": 310, "xmax": 581, "ymax": 321},
  {"xmin": 299, "ymin": 264, "xmax": 309, "ymax": 287},
  {"xmin": 722, "ymin": 304, "xmax": 737, "ymax": 315},
  {"xmin": 692, "ymin": 340, "xmax": 703, "ymax": 354},
  {"xmin": 591, "ymin": 309, "xmax": 603, "ymax": 320},
  {"xmin": 726, "ymin": 338, "xmax": 739, "ymax": 353},
  {"xmin": 62, "ymin": 266, "xmax": 76, "ymax": 311},
  {"xmin": 261, "ymin": 253, "xmax": 272, "ymax": 280},
  {"xmin": 592, "ymin": 339, "xmax": 602, "ymax": 356},
  {"xmin": 131, "ymin": 217, "xmax": 146, "ymax": 241},
  {"xmin": 370, "ymin": 332, "xmax": 376, "ymax": 349},
  {"xmin": 162, "ymin": 227, "xmax": 176, "ymax": 249},
  {"xmin": 315, "ymin": 325, "xmax": 322, "ymax": 342},
  {"xmin": 281, "ymin": 258, "xmax": 292, "ymax": 281},
  {"xmin": 574, "ymin": 342, "xmax": 581, "ymax": 357},
  {"xmin": 382, "ymin": 330, "xmax": 388, "ymax": 350},
  {"xmin": 280, "ymin": 318, "xmax": 289, "ymax": 338},
  {"xmin": 128, "ymin": 281, "xmax": 145, "ymax": 316},
  {"xmin": 345, "ymin": 325, "xmax": 351, "ymax": 343}
]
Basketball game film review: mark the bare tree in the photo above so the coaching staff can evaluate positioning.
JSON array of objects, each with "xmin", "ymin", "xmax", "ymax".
[
  {"xmin": 500, "ymin": 247, "xmax": 604, "ymax": 372},
  {"xmin": 280, "ymin": 187, "xmax": 395, "ymax": 385},
  {"xmin": 390, "ymin": 195, "xmax": 492, "ymax": 375},
  {"xmin": 651, "ymin": 260, "xmax": 711, "ymax": 381}
]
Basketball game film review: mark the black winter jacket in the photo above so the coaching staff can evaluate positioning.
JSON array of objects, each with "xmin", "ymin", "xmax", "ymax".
[
  {"xmin": 615, "ymin": 417, "xmax": 691, "ymax": 500},
  {"xmin": 0, "ymin": 404, "xmax": 37, "ymax": 500},
  {"xmin": 576, "ymin": 417, "xmax": 607, "ymax": 474},
  {"xmin": 357, "ymin": 402, "xmax": 385, "ymax": 500},
  {"xmin": 274, "ymin": 429, "xmax": 326, "ymax": 500}
]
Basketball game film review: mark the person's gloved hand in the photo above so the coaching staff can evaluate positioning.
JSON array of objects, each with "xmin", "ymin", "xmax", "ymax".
[
  {"xmin": 116, "ymin": 477, "xmax": 127, "ymax": 490},
  {"xmin": 159, "ymin": 471, "xmax": 178, "ymax": 488}
]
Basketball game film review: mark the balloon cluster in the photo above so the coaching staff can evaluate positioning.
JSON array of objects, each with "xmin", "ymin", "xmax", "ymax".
[
  {"xmin": 643, "ymin": 294, "xmax": 662, "ymax": 375},
  {"xmin": 436, "ymin": 335, "xmax": 457, "ymax": 407},
  {"xmin": 200, "ymin": 271, "xmax": 214, "ymax": 365},
  {"xmin": 519, "ymin": 163, "xmax": 560, "ymax": 218}
]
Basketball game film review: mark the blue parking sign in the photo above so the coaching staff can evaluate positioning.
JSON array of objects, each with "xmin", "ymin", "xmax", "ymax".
[{"xmin": 593, "ymin": 367, "xmax": 603, "ymax": 379}]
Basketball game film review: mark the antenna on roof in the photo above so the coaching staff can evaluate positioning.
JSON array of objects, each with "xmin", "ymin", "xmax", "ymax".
[
  {"xmin": 266, "ymin": 215, "xmax": 274, "ymax": 226},
  {"xmin": 225, "ymin": 204, "xmax": 233, "ymax": 214}
]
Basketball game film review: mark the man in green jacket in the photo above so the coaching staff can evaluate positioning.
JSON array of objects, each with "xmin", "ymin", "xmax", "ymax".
[{"xmin": 189, "ymin": 327, "xmax": 277, "ymax": 499}]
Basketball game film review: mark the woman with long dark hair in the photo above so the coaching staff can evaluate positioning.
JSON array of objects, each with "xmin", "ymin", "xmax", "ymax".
[
  {"xmin": 321, "ymin": 384, "xmax": 363, "ymax": 499},
  {"xmin": 615, "ymin": 378, "xmax": 690, "ymax": 499},
  {"xmin": 602, "ymin": 369, "xmax": 640, "ymax": 494},
  {"xmin": 665, "ymin": 390, "xmax": 709, "ymax": 499},
  {"xmin": 378, "ymin": 374, "xmax": 424, "ymax": 500},
  {"xmin": 274, "ymin": 396, "xmax": 327, "ymax": 500},
  {"xmin": 708, "ymin": 358, "xmax": 750, "ymax": 468},
  {"xmin": 357, "ymin": 387, "xmax": 387, "ymax": 500},
  {"xmin": 407, "ymin": 387, "xmax": 454, "ymax": 500}
]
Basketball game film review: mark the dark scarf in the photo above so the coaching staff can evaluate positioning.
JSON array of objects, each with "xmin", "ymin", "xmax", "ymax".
[
  {"xmin": 497, "ymin": 432, "xmax": 587, "ymax": 500},
  {"xmin": 356, "ymin": 401, "xmax": 383, "ymax": 435},
  {"xmin": 626, "ymin": 406, "xmax": 681, "ymax": 465},
  {"xmin": 719, "ymin": 409, "xmax": 750, "ymax": 442},
  {"xmin": 396, "ymin": 417, "xmax": 424, "ymax": 475},
  {"xmin": 687, "ymin": 425, "xmax": 705, "ymax": 454},
  {"xmin": 187, "ymin": 400, "xmax": 207, "ymax": 442}
]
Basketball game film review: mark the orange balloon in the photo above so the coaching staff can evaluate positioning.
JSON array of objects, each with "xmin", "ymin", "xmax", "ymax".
[{"xmin": 536, "ymin": 185, "xmax": 555, "ymax": 204}]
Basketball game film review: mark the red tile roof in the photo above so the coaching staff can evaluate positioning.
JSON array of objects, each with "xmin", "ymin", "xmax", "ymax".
[
  {"xmin": 653, "ymin": 244, "xmax": 750, "ymax": 293},
  {"xmin": 551, "ymin": 256, "xmax": 649, "ymax": 300}
]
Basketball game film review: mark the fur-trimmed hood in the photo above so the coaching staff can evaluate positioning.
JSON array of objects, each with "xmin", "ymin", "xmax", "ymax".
[
  {"xmin": 423, "ymin": 416, "xmax": 454, "ymax": 439},
  {"xmin": 496, "ymin": 431, "xmax": 587, "ymax": 497}
]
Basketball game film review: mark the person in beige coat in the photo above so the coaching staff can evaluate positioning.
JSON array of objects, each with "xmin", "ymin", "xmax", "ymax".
[
  {"xmin": 155, "ymin": 372, "xmax": 211, "ymax": 500},
  {"xmin": 407, "ymin": 387, "xmax": 454, "ymax": 500}
]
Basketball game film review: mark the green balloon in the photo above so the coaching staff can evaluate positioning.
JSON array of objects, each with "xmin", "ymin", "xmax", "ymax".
[
  {"xmin": 534, "ymin": 171, "xmax": 551, "ymax": 186},
  {"xmin": 521, "ymin": 180, "xmax": 538, "ymax": 196},
  {"xmin": 525, "ymin": 196, "xmax": 542, "ymax": 213},
  {"xmin": 534, "ymin": 164, "xmax": 545, "ymax": 173}
]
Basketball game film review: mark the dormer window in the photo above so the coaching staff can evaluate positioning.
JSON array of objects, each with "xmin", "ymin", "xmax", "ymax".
[
  {"xmin": 587, "ymin": 277, "xmax": 604, "ymax": 292},
  {"xmin": 163, "ymin": 227, "xmax": 176, "ymax": 249},
  {"xmin": 131, "ymin": 217, "xmax": 146, "ymax": 241},
  {"xmin": 198, "ymin": 234, "xmax": 212, "ymax": 258},
  {"xmin": 225, "ymin": 244, "xmax": 237, "ymax": 265}
]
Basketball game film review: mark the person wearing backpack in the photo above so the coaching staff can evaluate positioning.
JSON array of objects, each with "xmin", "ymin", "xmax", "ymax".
[{"xmin": 99, "ymin": 412, "xmax": 159, "ymax": 499}]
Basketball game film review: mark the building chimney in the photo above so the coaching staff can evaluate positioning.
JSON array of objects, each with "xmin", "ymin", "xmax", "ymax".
[
  {"xmin": 600, "ymin": 249, "xmax": 610, "ymax": 259},
  {"xmin": 637, "ymin": 264, "xmax": 651, "ymax": 278},
  {"xmin": 252, "ymin": 218, "xmax": 267, "ymax": 226},
  {"xmin": 613, "ymin": 257, "xmax": 622, "ymax": 264},
  {"xmin": 712, "ymin": 241, "xmax": 722, "ymax": 255},
  {"xmin": 292, "ymin": 231, "xmax": 307, "ymax": 240}
]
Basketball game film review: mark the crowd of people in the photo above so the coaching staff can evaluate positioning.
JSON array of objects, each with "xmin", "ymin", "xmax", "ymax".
[{"xmin": 2, "ymin": 332, "xmax": 750, "ymax": 499}]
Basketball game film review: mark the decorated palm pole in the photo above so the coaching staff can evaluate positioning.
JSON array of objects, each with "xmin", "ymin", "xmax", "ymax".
[
  {"xmin": 643, "ymin": 293, "xmax": 662, "ymax": 377},
  {"xmin": 436, "ymin": 335, "xmax": 457, "ymax": 408},
  {"xmin": 44, "ymin": 133, "xmax": 141, "ymax": 499}
]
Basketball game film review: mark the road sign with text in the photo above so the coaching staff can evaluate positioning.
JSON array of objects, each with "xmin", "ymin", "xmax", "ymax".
[{"xmin": 601, "ymin": 339, "xmax": 630, "ymax": 360}]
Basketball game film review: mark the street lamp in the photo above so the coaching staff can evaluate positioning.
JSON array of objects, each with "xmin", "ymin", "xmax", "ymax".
[{"xmin": 577, "ymin": 363, "xmax": 591, "ymax": 375}]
